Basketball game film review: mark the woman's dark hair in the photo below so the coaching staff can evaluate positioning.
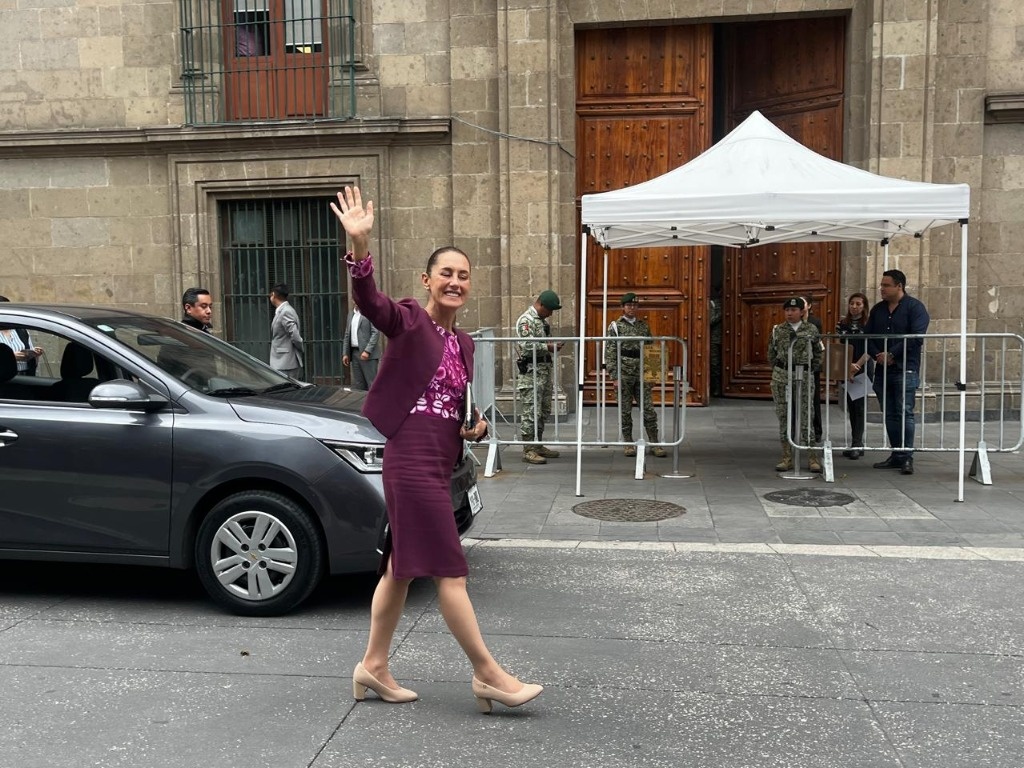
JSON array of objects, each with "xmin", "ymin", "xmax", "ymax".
[
  {"xmin": 842, "ymin": 292, "xmax": 870, "ymax": 325},
  {"xmin": 426, "ymin": 246, "xmax": 470, "ymax": 275}
]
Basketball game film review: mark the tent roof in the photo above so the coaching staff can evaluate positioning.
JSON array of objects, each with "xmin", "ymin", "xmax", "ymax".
[{"xmin": 580, "ymin": 111, "xmax": 970, "ymax": 249}]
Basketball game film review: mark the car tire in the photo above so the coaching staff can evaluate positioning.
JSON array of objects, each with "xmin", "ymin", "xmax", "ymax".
[{"xmin": 195, "ymin": 490, "xmax": 325, "ymax": 616}]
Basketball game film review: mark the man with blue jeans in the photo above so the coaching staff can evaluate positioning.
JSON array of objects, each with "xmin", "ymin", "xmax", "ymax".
[{"xmin": 864, "ymin": 269, "xmax": 930, "ymax": 475}]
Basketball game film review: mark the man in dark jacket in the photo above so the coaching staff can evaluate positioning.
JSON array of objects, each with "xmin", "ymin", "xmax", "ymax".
[
  {"xmin": 181, "ymin": 287, "xmax": 213, "ymax": 333},
  {"xmin": 864, "ymin": 269, "xmax": 930, "ymax": 475}
]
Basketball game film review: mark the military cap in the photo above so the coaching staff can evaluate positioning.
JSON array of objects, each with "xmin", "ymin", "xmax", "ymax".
[
  {"xmin": 620, "ymin": 292, "xmax": 639, "ymax": 305},
  {"xmin": 538, "ymin": 290, "xmax": 562, "ymax": 310},
  {"xmin": 782, "ymin": 297, "xmax": 805, "ymax": 309}
]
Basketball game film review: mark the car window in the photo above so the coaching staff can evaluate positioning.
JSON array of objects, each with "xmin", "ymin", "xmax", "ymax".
[
  {"xmin": 84, "ymin": 315, "xmax": 292, "ymax": 395},
  {"xmin": 0, "ymin": 324, "xmax": 125, "ymax": 404}
]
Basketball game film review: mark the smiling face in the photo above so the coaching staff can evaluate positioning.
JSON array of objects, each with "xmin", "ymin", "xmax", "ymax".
[{"xmin": 422, "ymin": 248, "xmax": 471, "ymax": 313}]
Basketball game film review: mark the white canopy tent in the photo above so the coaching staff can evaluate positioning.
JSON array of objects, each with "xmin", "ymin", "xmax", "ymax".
[{"xmin": 577, "ymin": 110, "xmax": 972, "ymax": 498}]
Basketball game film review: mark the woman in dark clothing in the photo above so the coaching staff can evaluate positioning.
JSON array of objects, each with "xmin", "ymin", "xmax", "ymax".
[
  {"xmin": 330, "ymin": 186, "xmax": 542, "ymax": 714},
  {"xmin": 837, "ymin": 292, "xmax": 870, "ymax": 458}
]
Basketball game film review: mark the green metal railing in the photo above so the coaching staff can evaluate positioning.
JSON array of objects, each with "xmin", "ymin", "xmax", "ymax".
[{"xmin": 179, "ymin": 0, "xmax": 357, "ymax": 125}]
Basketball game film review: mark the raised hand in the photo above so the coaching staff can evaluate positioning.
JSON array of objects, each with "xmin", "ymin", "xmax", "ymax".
[{"xmin": 330, "ymin": 186, "xmax": 375, "ymax": 251}]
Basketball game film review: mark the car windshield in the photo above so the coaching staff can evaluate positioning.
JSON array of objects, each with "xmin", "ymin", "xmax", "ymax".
[{"xmin": 82, "ymin": 314, "xmax": 296, "ymax": 395}]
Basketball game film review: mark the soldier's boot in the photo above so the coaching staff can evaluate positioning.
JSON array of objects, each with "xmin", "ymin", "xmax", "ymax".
[
  {"xmin": 535, "ymin": 445, "xmax": 560, "ymax": 459},
  {"xmin": 624, "ymin": 445, "xmax": 637, "ymax": 457},
  {"xmin": 522, "ymin": 445, "xmax": 547, "ymax": 465},
  {"xmin": 808, "ymin": 452, "xmax": 823, "ymax": 473},
  {"xmin": 647, "ymin": 429, "xmax": 667, "ymax": 457},
  {"xmin": 775, "ymin": 442, "xmax": 793, "ymax": 471}
]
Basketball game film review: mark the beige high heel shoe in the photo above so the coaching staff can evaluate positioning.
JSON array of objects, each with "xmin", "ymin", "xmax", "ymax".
[
  {"xmin": 471, "ymin": 676, "xmax": 543, "ymax": 714},
  {"xmin": 352, "ymin": 662, "xmax": 418, "ymax": 703}
]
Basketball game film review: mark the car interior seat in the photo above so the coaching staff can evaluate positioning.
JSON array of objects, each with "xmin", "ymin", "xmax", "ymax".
[{"xmin": 49, "ymin": 342, "xmax": 100, "ymax": 403}]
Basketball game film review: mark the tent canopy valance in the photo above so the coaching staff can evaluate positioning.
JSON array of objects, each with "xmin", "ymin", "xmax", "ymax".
[{"xmin": 580, "ymin": 111, "xmax": 970, "ymax": 249}]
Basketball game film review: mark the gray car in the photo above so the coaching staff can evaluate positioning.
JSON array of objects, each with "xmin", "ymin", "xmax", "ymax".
[{"xmin": 0, "ymin": 305, "xmax": 481, "ymax": 616}]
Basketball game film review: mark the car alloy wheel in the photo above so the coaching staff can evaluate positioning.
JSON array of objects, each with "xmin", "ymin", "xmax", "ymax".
[{"xmin": 196, "ymin": 490, "xmax": 325, "ymax": 616}]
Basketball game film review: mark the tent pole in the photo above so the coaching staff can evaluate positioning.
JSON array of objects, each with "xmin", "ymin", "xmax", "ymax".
[
  {"xmin": 957, "ymin": 222, "xmax": 968, "ymax": 502},
  {"xmin": 883, "ymin": 240, "xmax": 889, "ymax": 272},
  {"xmin": 576, "ymin": 232, "xmax": 588, "ymax": 497},
  {"xmin": 600, "ymin": 250, "xmax": 610, "ymax": 439}
]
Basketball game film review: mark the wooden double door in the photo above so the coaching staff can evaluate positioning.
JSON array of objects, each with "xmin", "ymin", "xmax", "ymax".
[{"xmin": 576, "ymin": 16, "xmax": 846, "ymax": 403}]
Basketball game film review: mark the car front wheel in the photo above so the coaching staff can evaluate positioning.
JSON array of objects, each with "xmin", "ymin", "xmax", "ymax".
[{"xmin": 195, "ymin": 490, "xmax": 325, "ymax": 616}]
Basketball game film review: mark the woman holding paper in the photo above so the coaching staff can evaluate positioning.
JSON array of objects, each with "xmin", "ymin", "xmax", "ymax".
[
  {"xmin": 837, "ymin": 292, "xmax": 871, "ymax": 458},
  {"xmin": 330, "ymin": 185, "xmax": 543, "ymax": 714}
]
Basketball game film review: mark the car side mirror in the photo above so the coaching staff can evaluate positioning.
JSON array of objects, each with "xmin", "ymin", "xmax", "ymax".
[{"xmin": 89, "ymin": 379, "xmax": 169, "ymax": 412}]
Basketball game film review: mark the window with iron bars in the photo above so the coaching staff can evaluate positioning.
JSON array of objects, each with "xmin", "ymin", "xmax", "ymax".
[
  {"xmin": 220, "ymin": 196, "xmax": 348, "ymax": 385},
  {"xmin": 179, "ymin": 0, "xmax": 358, "ymax": 124}
]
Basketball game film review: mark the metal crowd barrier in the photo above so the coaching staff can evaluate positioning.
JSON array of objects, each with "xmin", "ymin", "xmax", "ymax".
[
  {"xmin": 468, "ymin": 334, "xmax": 689, "ymax": 485},
  {"xmin": 781, "ymin": 332, "xmax": 1023, "ymax": 494}
]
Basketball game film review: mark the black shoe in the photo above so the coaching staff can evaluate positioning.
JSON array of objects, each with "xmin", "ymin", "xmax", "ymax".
[
  {"xmin": 873, "ymin": 455, "xmax": 904, "ymax": 469},
  {"xmin": 850, "ymin": 448, "xmax": 864, "ymax": 459},
  {"xmin": 900, "ymin": 458, "xmax": 914, "ymax": 475}
]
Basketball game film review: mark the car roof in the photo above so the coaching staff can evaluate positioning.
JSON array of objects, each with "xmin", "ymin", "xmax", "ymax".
[{"xmin": 0, "ymin": 304, "xmax": 167, "ymax": 322}]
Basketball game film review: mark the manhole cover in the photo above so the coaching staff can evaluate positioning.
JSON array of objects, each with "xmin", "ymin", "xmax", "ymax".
[
  {"xmin": 764, "ymin": 489, "xmax": 856, "ymax": 507},
  {"xmin": 573, "ymin": 499, "xmax": 685, "ymax": 522}
]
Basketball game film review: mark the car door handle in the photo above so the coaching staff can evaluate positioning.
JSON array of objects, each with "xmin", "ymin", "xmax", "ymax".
[{"xmin": 0, "ymin": 429, "xmax": 19, "ymax": 446}]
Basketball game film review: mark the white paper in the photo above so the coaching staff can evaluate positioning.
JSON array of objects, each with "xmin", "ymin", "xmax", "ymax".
[{"xmin": 844, "ymin": 371, "xmax": 872, "ymax": 401}]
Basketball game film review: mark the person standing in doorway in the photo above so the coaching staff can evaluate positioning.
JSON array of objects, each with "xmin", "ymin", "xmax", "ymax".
[
  {"xmin": 605, "ymin": 292, "xmax": 666, "ymax": 458},
  {"xmin": 330, "ymin": 185, "xmax": 542, "ymax": 714},
  {"xmin": 180, "ymin": 287, "xmax": 214, "ymax": 334},
  {"xmin": 864, "ymin": 269, "xmax": 930, "ymax": 475},
  {"xmin": 515, "ymin": 290, "xmax": 562, "ymax": 465},
  {"xmin": 836, "ymin": 292, "xmax": 870, "ymax": 458},
  {"xmin": 768, "ymin": 297, "xmax": 822, "ymax": 473},
  {"xmin": 343, "ymin": 302, "xmax": 381, "ymax": 390},
  {"xmin": 269, "ymin": 283, "xmax": 304, "ymax": 378}
]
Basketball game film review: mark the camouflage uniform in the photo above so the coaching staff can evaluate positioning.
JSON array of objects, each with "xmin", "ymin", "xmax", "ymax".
[
  {"xmin": 605, "ymin": 316, "xmax": 660, "ymax": 448},
  {"xmin": 515, "ymin": 305, "xmax": 554, "ymax": 453},
  {"xmin": 767, "ymin": 319, "xmax": 822, "ymax": 469}
]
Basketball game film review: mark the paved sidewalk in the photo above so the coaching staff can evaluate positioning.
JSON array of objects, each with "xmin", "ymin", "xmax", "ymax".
[{"xmin": 469, "ymin": 399, "xmax": 1024, "ymax": 549}]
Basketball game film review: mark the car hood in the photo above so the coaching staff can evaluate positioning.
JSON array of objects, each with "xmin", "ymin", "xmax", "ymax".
[{"xmin": 229, "ymin": 386, "xmax": 385, "ymax": 443}]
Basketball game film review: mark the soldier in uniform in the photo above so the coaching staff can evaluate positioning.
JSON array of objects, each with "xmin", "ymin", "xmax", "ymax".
[
  {"xmin": 605, "ymin": 293, "xmax": 666, "ymax": 458},
  {"xmin": 768, "ymin": 297, "xmax": 823, "ymax": 472},
  {"xmin": 515, "ymin": 290, "xmax": 562, "ymax": 464}
]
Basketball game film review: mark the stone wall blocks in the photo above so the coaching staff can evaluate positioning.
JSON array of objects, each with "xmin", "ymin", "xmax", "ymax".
[
  {"xmin": 450, "ymin": 47, "xmax": 497, "ymax": 80},
  {"xmin": 451, "ymin": 14, "xmax": 496, "ymax": 48},
  {"xmin": 52, "ymin": 218, "xmax": 109, "ymax": 248},
  {"xmin": 378, "ymin": 54, "xmax": 428, "ymax": 87}
]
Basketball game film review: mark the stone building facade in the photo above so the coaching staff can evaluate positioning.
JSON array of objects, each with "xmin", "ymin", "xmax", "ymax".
[{"xmin": 0, "ymin": 0, "xmax": 1020, "ymax": 392}]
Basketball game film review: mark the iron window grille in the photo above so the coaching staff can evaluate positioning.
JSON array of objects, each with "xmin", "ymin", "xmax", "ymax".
[{"xmin": 220, "ymin": 196, "xmax": 347, "ymax": 385}]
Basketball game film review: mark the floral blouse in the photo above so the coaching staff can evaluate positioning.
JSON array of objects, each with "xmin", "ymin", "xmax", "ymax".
[
  {"xmin": 344, "ymin": 253, "xmax": 467, "ymax": 422},
  {"xmin": 413, "ymin": 324, "xmax": 468, "ymax": 422}
]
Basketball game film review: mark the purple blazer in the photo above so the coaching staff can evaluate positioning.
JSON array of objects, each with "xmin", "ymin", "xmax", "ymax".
[{"xmin": 351, "ymin": 268, "xmax": 474, "ymax": 439}]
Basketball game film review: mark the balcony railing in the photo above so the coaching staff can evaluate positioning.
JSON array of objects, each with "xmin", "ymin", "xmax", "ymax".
[{"xmin": 179, "ymin": 0, "xmax": 357, "ymax": 125}]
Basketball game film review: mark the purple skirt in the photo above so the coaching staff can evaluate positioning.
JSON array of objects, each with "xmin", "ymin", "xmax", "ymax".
[{"xmin": 380, "ymin": 412, "xmax": 468, "ymax": 580}]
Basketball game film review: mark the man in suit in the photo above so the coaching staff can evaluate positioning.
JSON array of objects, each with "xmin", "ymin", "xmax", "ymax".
[
  {"xmin": 342, "ymin": 302, "xmax": 380, "ymax": 390},
  {"xmin": 269, "ymin": 283, "xmax": 304, "ymax": 378},
  {"xmin": 180, "ymin": 287, "xmax": 213, "ymax": 333}
]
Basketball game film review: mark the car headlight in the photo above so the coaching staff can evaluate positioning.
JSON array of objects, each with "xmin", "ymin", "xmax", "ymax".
[{"xmin": 323, "ymin": 441, "xmax": 384, "ymax": 473}]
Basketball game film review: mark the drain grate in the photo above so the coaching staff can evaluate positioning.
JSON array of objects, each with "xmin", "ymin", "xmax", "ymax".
[
  {"xmin": 764, "ymin": 489, "xmax": 856, "ymax": 507},
  {"xmin": 573, "ymin": 499, "xmax": 685, "ymax": 522}
]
